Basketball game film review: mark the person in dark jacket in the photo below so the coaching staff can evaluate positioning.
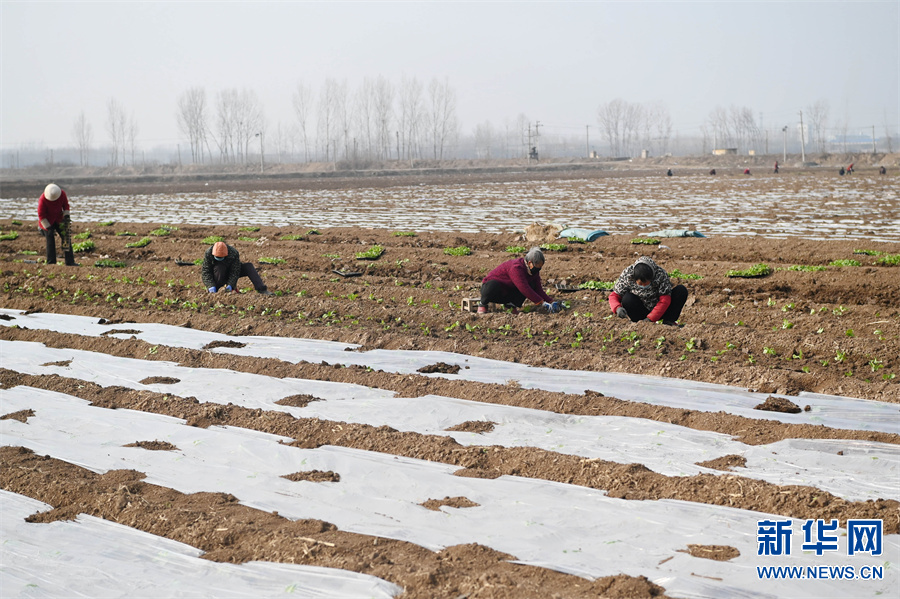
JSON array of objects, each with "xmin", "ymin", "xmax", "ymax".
[
  {"xmin": 479, "ymin": 247, "xmax": 560, "ymax": 314},
  {"xmin": 37, "ymin": 183, "xmax": 76, "ymax": 266},
  {"xmin": 201, "ymin": 241, "xmax": 273, "ymax": 295},
  {"xmin": 609, "ymin": 256, "xmax": 687, "ymax": 325}
]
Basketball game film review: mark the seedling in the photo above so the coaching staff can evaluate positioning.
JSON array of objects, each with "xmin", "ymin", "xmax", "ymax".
[
  {"xmin": 150, "ymin": 228, "xmax": 171, "ymax": 236},
  {"xmin": 781, "ymin": 303, "xmax": 795, "ymax": 311},
  {"xmin": 307, "ymin": 229, "xmax": 320, "ymax": 235},
  {"xmin": 788, "ymin": 264, "xmax": 828, "ymax": 272},
  {"xmin": 853, "ymin": 249, "xmax": 879, "ymax": 255},
  {"xmin": 763, "ymin": 346, "xmax": 777, "ymax": 356},
  {"xmin": 540, "ymin": 243, "xmax": 568, "ymax": 251},
  {"xmin": 506, "ymin": 246, "xmax": 527, "ymax": 253},
  {"xmin": 726, "ymin": 263, "xmax": 772, "ymax": 278},
  {"xmin": 685, "ymin": 338, "xmax": 699, "ymax": 352},
  {"xmin": 782, "ymin": 319, "xmax": 794, "ymax": 330},
  {"xmin": 835, "ymin": 349, "xmax": 847, "ymax": 363},
  {"xmin": 280, "ymin": 234, "xmax": 305, "ymax": 241},
  {"xmin": 259, "ymin": 257, "xmax": 286, "ymax": 264},
  {"xmin": 98, "ymin": 220, "xmax": 115, "ymax": 226},
  {"xmin": 10, "ymin": 220, "xmax": 22, "ymax": 226},
  {"xmin": 869, "ymin": 359, "xmax": 884, "ymax": 372},
  {"xmin": 0, "ymin": 231, "xmax": 19, "ymax": 241},
  {"xmin": 579, "ymin": 280, "xmax": 615, "ymax": 290},
  {"xmin": 828, "ymin": 259, "xmax": 861, "ymax": 267},
  {"xmin": 355, "ymin": 245, "xmax": 385, "ymax": 260},
  {"xmin": 444, "ymin": 246, "xmax": 472, "ymax": 256},
  {"xmin": 239, "ymin": 226, "xmax": 260, "ymax": 232},
  {"xmin": 73, "ymin": 240, "xmax": 95, "ymax": 253},
  {"xmin": 845, "ymin": 329, "xmax": 855, "ymax": 337},
  {"xmin": 630, "ymin": 238, "xmax": 660, "ymax": 245},
  {"xmin": 668, "ymin": 269, "xmax": 703, "ymax": 280},
  {"xmin": 72, "ymin": 230, "xmax": 92, "ymax": 240},
  {"xmin": 19, "ymin": 250, "xmax": 37, "ymax": 255},
  {"xmin": 202, "ymin": 236, "xmax": 224, "ymax": 244},
  {"xmin": 125, "ymin": 237, "xmax": 152, "ymax": 248},
  {"xmin": 92, "ymin": 259, "xmax": 125, "ymax": 268},
  {"xmin": 392, "ymin": 231, "xmax": 417, "ymax": 237},
  {"xmin": 876, "ymin": 253, "xmax": 900, "ymax": 266},
  {"xmin": 116, "ymin": 231, "xmax": 137, "ymax": 236}
]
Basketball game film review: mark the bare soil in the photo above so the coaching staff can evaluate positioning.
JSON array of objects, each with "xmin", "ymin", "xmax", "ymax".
[{"xmin": 1, "ymin": 167, "xmax": 898, "ymax": 598}]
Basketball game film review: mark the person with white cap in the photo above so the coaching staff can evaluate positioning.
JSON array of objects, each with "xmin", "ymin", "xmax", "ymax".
[
  {"xmin": 37, "ymin": 183, "xmax": 76, "ymax": 266},
  {"xmin": 200, "ymin": 241, "xmax": 273, "ymax": 295}
]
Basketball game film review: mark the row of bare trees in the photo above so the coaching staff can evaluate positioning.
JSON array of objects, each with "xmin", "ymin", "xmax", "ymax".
[
  {"xmin": 596, "ymin": 99, "xmax": 673, "ymax": 158},
  {"xmin": 173, "ymin": 76, "xmax": 459, "ymax": 165}
]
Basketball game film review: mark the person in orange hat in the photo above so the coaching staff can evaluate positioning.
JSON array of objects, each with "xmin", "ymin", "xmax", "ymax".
[
  {"xmin": 200, "ymin": 241, "xmax": 273, "ymax": 295},
  {"xmin": 37, "ymin": 183, "xmax": 76, "ymax": 266}
]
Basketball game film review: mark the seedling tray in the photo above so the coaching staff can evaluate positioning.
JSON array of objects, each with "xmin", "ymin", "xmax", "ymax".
[{"xmin": 333, "ymin": 269, "xmax": 362, "ymax": 278}]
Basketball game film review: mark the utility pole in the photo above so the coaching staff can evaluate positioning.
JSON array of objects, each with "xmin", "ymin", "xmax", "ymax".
[
  {"xmin": 798, "ymin": 111, "xmax": 806, "ymax": 163},
  {"xmin": 586, "ymin": 125, "xmax": 590, "ymax": 158},
  {"xmin": 256, "ymin": 132, "xmax": 264, "ymax": 173},
  {"xmin": 782, "ymin": 126, "xmax": 787, "ymax": 163},
  {"xmin": 872, "ymin": 125, "xmax": 877, "ymax": 154},
  {"xmin": 534, "ymin": 121, "xmax": 541, "ymax": 157},
  {"xmin": 765, "ymin": 130, "xmax": 769, "ymax": 155}
]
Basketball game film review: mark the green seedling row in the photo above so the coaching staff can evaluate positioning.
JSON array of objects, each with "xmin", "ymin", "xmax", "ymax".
[
  {"xmin": 258, "ymin": 257, "xmax": 286, "ymax": 264},
  {"xmin": 202, "ymin": 236, "xmax": 225, "ymax": 244},
  {"xmin": 726, "ymin": 263, "xmax": 771, "ymax": 278},
  {"xmin": 125, "ymin": 237, "xmax": 152, "ymax": 248},
  {"xmin": 444, "ymin": 246, "xmax": 472, "ymax": 256},
  {"xmin": 73, "ymin": 240, "xmax": 96, "ymax": 253},
  {"xmin": 631, "ymin": 238, "xmax": 660, "ymax": 245}
]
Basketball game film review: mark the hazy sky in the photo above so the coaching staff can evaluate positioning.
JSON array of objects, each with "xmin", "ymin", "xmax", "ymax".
[{"xmin": 2, "ymin": 1, "xmax": 898, "ymax": 149}]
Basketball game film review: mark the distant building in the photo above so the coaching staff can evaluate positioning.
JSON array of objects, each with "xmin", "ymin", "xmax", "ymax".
[{"xmin": 712, "ymin": 148, "xmax": 738, "ymax": 155}]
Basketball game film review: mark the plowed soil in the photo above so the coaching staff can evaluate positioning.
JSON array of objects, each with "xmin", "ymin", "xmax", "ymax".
[{"xmin": 1, "ymin": 167, "xmax": 898, "ymax": 598}]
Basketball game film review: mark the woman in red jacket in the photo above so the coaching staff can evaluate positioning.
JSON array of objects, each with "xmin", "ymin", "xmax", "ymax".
[
  {"xmin": 609, "ymin": 256, "xmax": 687, "ymax": 325},
  {"xmin": 479, "ymin": 247, "xmax": 560, "ymax": 314},
  {"xmin": 37, "ymin": 183, "xmax": 76, "ymax": 266}
]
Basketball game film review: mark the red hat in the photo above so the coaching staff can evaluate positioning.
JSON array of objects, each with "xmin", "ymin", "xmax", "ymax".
[{"xmin": 212, "ymin": 242, "xmax": 228, "ymax": 257}]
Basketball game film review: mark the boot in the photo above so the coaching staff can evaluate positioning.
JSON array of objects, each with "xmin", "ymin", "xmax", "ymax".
[{"xmin": 63, "ymin": 250, "xmax": 77, "ymax": 266}]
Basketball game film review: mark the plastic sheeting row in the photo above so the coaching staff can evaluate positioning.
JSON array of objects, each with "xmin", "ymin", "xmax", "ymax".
[
  {"xmin": 3, "ymin": 386, "xmax": 897, "ymax": 599},
  {"xmin": 1, "ymin": 309, "xmax": 896, "ymax": 434},
  {"xmin": 2, "ymin": 339, "xmax": 897, "ymax": 502}
]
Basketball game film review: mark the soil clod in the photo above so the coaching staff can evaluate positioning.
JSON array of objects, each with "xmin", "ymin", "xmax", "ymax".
[{"xmin": 754, "ymin": 396, "xmax": 802, "ymax": 414}]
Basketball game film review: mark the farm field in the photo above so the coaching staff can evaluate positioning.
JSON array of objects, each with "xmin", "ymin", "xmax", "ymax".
[{"xmin": 1, "ymin": 169, "xmax": 899, "ymax": 598}]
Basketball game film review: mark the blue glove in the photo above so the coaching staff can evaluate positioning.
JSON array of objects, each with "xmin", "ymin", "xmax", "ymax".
[
  {"xmin": 225, "ymin": 285, "xmax": 233, "ymax": 291},
  {"xmin": 542, "ymin": 301, "xmax": 553, "ymax": 312},
  {"xmin": 208, "ymin": 286, "xmax": 217, "ymax": 293},
  {"xmin": 550, "ymin": 301, "xmax": 562, "ymax": 313}
]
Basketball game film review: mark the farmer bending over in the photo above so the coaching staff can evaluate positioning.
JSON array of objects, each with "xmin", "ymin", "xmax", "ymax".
[
  {"xmin": 609, "ymin": 256, "xmax": 687, "ymax": 325},
  {"xmin": 37, "ymin": 183, "xmax": 76, "ymax": 266},
  {"xmin": 201, "ymin": 241, "xmax": 273, "ymax": 295},
  {"xmin": 479, "ymin": 247, "xmax": 560, "ymax": 314}
]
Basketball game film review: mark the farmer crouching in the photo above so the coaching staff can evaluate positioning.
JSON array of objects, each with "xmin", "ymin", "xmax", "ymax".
[
  {"xmin": 201, "ymin": 241, "xmax": 273, "ymax": 295},
  {"xmin": 37, "ymin": 183, "xmax": 76, "ymax": 266},
  {"xmin": 479, "ymin": 247, "xmax": 561, "ymax": 314},
  {"xmin": 609, "ymin": 256, "xmax": 687, "ymax": 325}
]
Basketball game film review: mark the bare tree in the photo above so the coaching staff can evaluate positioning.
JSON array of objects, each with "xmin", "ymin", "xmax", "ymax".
[
  {"xmin": 426, "ymin": 77, "xmax": 458, "ymax": 160},
  {"xmin": 806, "ymin": 100, "xmax": 830, "ymax": 153},
  {"xmin": 373, "ymin": 76, "xmax": 394, "ymax": 159},
  {"xmin": 353, "ymin": 78, "xmax": 376, "ymax": 159},
  {"xmin": 106, "ymin": 98, "xmax": 127, "ymax": 166},
  {"xmin": 597, "ymin": 99, "xmax": 627, "ymax": 156},
  {"xmin": 647, "ymin": 102, "xmax": 672, "ymax": 155},
  {"xmin": 317, "ymin": 78, "xmax": 343, "ymax": 162},
  {"xmin": 213, "ymin": 88, "xmax": 264, "ymax": 164},
  {"xmin": 127, "ymin": 114, "xmax": 139, "ymax": 166},
  {"xmin": 176, "ymin": 87, "xmax": 209, "ymax": 164},
  {"xmin": 291, "ymin": 82, "xmax": 314, "ymax": 162},
  {"xmin": 72, "ymin": 111, "xmax": 93, "ymax": 167},
  {"xmin": 398, "ymin": 75, "xmax": 424, "ymax": 159},
  {"xmin": 622, "ymin": 102, "xmax": 643, "ymax": 157},
  {"xmin": 474, "ymin": 121, "xmax": 494, "ymax": 158}
]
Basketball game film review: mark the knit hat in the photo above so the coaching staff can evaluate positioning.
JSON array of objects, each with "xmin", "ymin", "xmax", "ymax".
[{"xmin": 212, "ymin": 241, "xmax": 228, "ymax": 257}]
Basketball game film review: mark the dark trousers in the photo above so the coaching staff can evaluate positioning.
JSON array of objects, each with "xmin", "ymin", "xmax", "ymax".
[
  {"xmin": 40, "ymin": 225, "xmax": 75, "ymax": 266},
  {"xmin": 480, "ymin": 279, "xmax": 527, "ymax": 307},
  {"xmin": 212, "ymin": 261, "xmax": 267, "ymax": 292},
  {"xmin": 621, "ymin": 285, "xmax": 688, "ymax": 322}
]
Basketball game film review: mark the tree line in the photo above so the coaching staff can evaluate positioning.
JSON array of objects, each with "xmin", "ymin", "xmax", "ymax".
[{"xmin": 62, "ymin": 83, "xmax": 895, "ymax": 167}]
